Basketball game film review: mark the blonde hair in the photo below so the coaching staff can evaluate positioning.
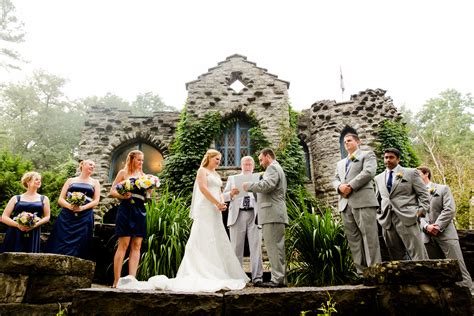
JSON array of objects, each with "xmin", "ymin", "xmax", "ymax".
[
  {"xmin": 21, "ymin": 172, "xmax": 41, "ymax": 188},
  {"xmin": 200, "ymin": 149, "xmax": 221, "ymax": 167},
  {"xmin": 78, "ymin": 159, "xmax": 95, "ymax": 172},
  {"xmin": 124, "ymin": 150, "xmax": 144, "ymax": 175}
]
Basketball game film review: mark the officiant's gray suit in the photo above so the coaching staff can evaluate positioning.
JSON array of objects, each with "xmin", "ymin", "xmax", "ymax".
[
  {"xmin": 420, "ymin": 183, "xmax": 472, "ymax": 288},
  {"xmin": 333, "ymin": 149, "xmax": 381, "ymax": 273},
  {"xmin": 248, "ymin": 161, "xmax": 288, "ymax": 285},
  {"xmin": 374, "ymin": 166, "xmax": 429, "ymax": 260},
  {"xmin": 223, "ymin": 175, "xmax": 263, "ymax": 282}
]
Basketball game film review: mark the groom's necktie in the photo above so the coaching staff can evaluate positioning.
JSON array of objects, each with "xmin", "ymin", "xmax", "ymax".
[
  {"xmin": 386, "ymin": 170, "xmax": 393, "ymax": 193},
  {"xmin": 345, "ymin": 158, "xmax": 351, "ymax": 172}
]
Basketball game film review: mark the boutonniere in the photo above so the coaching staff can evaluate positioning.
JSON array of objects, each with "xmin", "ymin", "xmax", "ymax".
[
  {"xmin": 258, "ymin": 171, "xmax": 265, "ymax": 180},
  {"xmin": 349, "ymin": 154, "xmax": 357, "ymax": 162},
  {"xmin": 429, "ymin": 187, "xmax": 436, "ymax": 195},
  {"xmin": 395, "ymin": 172, "xmax": 403, "ymax": 180}
]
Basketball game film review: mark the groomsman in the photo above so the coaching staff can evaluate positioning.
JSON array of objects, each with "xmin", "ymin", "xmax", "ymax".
[
  {"xmin": 417, "ymin": 166, "xmax": 472, "ymax": 288},
  {"xmin": 223, "ymin": 156, "xmax": 264, "ymax": 284},
  {"xmin": 374, "ymin": 148, "xmax": 429, "ymax": 260},
  {"xmin": 243, "ymin": 148, "xmax": 288, "ymax": 288},
  {"xmin": 333, "ymin": 133, "xmax": 381, "ymax": 274}
]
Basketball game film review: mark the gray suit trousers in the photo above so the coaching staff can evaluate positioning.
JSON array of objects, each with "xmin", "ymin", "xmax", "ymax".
[
  {"xmin": 383, "ymin": 212, "xmax": 428, "ymax": 260},
  {"xmin": 426, "ymin": 238, "xmax": 472, "ymax": 288},
  {"xmin": 341, "ymin": 205, "xmax": 381, "ymax": 273},
  {"xmin": 229, "ymin": 210, "xmax": 263, "ymax": 282},
  {"xmin": 262, "ymin": 223, "xmax": 286, "ymax": 285}
]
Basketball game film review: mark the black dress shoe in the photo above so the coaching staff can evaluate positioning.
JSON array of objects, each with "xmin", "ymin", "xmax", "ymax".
[
  {"xmin": 259, "ymin": 281, "xmax": 286, "ymax": 288},
  {"xmin": 252, "ymin": 280, "xmax": 263, "ymax": 286}
]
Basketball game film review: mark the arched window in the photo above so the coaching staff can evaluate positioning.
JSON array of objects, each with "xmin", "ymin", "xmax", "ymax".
[
  {"xmin": 109, "ymin": 142, "xmax": 163, "ymax": 181},
  {"xmin": 215, "ymin": 120, "xmax": 252, "ymax": 167},
  {"xmin": 339, "ymin": 126, "xmax": 358, "ymax": 159}
]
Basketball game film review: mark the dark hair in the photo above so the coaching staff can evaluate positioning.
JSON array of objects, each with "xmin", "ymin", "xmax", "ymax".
[
  {"xmin": 416, "ymin": 166, "xmax": 432, "ymax": 180},
  {"xmin": 344, "ymin": 133, "xmax": 360, "ymax": 142},
  {"xmin": 384, "ymin": 148, "xmax": 401, "ymax": 158},
  {"xmin": 260, "ymin": 148, "xmax": 275, "ymax": 159}
]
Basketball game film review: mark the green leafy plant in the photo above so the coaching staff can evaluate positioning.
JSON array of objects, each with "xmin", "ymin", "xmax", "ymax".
[
  {"xmin": 0, "ymin": 149, "xmax": 33, "ymax": 211},
  {"xmin": 56, "ymin": 303, "xmax": 68, "ymax": 316},
  {"xmin": 375, "ymin": 119, "xmax": 419, "ymax": 173},
  {"xmin": 136, "ymin": 186, "xmax": 192, "ymax": 280},
  {"xmin": 286, "ymin": 203, "xmax": 357, "ymax": 286}
]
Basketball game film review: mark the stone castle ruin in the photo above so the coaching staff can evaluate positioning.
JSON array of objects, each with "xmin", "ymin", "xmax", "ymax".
[{"xmin": 78, "ymin": 54, "xmax": 400, "ymax": 219}]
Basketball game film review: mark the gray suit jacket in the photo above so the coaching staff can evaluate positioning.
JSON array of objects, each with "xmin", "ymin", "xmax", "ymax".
[
  {"xmin": 333, "ymin": 149, "xmax": 379, "ymax": 212},
  {"xmin": 420, "ymin": 183, "xmax": 459, "ymax": 242},
  {"xmin": 223, "ymin": 174, "xmax": 258, "ymax": 226},
  {"xmin": 248, "ymin": 161, "xmax": 288, "ymax": 225},
  {"xmin": 374, "ymin": 166, "xmax": 430, "ymax": 229}
]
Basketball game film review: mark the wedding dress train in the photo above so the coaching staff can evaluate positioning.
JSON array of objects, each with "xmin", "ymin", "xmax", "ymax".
[{"xmin": 117, "ymin": 172, "xmax": 249, "ymax": 292}]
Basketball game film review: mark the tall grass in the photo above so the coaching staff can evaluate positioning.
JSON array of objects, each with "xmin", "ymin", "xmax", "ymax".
[
  {"xmin": 286, "ymin": 199, "xmax": 358, "ymax": 286},
  {"xmin": 136, "ymin": 187, "xmax": 192, "ymax": 280}
]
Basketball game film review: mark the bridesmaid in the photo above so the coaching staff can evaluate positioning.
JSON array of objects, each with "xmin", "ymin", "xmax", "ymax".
[
  {"xmin": 0, "ymin": 172, "xmax": 50, "ymax": 253},
  {"xmin": 109, "ymin": 150, "xmax": 147, "ymax": 287},
  {"xmin": 46, "ymin": 160, "xmax": 100, "ymax": 259}
]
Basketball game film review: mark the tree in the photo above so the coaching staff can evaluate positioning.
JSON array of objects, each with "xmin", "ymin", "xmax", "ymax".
[
  {"xmin": 403, "ymin": 89, "xmax": 473, "ymax": 228},
  {"xmin": 132, "ymin": 92, "xmax": 177, "ymax": 115},
  {"xmin": 77, "ymin": 93, "xmax": 130, "ymax": 112},
  {"xmin": 0, "ymin": 0, "xmax": 25, "ymax": 70},
  {"xmin": 0, "ymin": 70, "xmax": 84, "ymax": 170}
]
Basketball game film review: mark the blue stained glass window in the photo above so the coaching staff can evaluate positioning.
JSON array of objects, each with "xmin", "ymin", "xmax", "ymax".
[{"xmin": 216, "ymin": 121, "xmax": 251, "ymax": 167}]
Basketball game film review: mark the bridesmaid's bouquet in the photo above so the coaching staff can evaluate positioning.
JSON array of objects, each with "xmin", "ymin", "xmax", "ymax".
[
  {"xmin": 135, "ymin": 175, "xmax": 160, "ymax": 199},
  {"xmin": 66, "ymin": 191, "xmax": 87, "ymax": 206},
  {"xmin": 116, "ymin": 178, "xmax": 137, "ymax": 203},
  {"xmin": 135, "ymin": 175, "xmax": 160, "ymax": 190},
  {"xmin": 13, "ymin": 212, "xmax": 40, "ymax": 235}
]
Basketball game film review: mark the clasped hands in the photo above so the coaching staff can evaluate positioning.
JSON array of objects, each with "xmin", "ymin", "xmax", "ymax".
[
  {"xmin": 425, "ymin": 223, "xmax": 440, "ymax": 236},
  {"xmin": 338, "ymin": 184, "xmax": 352, "ymax": 199}
]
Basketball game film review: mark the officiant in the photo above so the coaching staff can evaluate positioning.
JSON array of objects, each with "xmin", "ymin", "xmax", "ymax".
[{"xmin": 223, "ymin": 156, "xmax": 264, "ymax": 285}]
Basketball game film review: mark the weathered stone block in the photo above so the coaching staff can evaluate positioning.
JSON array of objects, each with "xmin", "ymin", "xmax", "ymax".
[
  {"xmin": 363, "ymin": 260, "xmax": 462, "ymax": 285},
  {"xmin": 0, "ymin": 273, "xmax": 28, "ymax": 303},
  {"xmin": 71, "ymin": 288, "xmax": 223, "ymax": 315}
]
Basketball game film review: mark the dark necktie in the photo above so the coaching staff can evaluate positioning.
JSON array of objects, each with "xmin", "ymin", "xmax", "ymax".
[
  {"xmin": 386, "ymin": 170, "xmax": 393, "ymax": 193},
  {"xmin": 242, "ymin": 196, "xmax": 250, "ymax": 209},
  {"xmin": 345, "ymin": 158, "xmax": 351, "ymax": 172}
]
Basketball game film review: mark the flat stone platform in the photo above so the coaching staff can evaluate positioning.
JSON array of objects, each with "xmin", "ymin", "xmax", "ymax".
[{"xmin": 71, "ymin": 285, "xmax": 377, "ymax": 315}]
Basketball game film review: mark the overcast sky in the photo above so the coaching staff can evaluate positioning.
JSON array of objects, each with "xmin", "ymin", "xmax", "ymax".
[{"xmin": 5, "ymin": 0, "xmax": 474, "ymax": 112}]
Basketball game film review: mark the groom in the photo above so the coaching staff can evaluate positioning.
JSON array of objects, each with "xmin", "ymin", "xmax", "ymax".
[{"xmin": 243, "ymin": 148, "xmax": 288, "ymax": 288}]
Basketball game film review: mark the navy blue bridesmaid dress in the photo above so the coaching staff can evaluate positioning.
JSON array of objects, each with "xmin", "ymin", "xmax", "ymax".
[
  {"xmin": 46, "ymin": 183, "xmax": 95, "ymax": 259},
  {"xmin": 0, "ymin": 195, "xmax": 45, "ymax": 253},
  {"xmin": 115, "ymin": 185, "xmax": 147, "ymax": 238}
]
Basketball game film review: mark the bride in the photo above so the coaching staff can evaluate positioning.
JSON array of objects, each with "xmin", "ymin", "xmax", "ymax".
[{"xmin": 117, "ymin": 149, "xmax": 249, "ymax": 292}]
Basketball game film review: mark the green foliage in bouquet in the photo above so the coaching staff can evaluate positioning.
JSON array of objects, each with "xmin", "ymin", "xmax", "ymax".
[
  {"xmin": 0, "ymin": 150, "xmax": 33, "ymax": 211},
  {"xmin": 375, "ymin": 119, "xmax": 420, "ymax": 174},
  {"xmin": 137, "ymin": 187, "xmax": 192, "ymax": 280},
  {"xmin": 286, "ymin": 201, "xmax": 358, "ymax": 286}
]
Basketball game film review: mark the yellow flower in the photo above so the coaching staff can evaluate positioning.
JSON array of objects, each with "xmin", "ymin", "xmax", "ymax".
[
  {"xmin": 349, "ymin": 154, "xmax": 357, "ymax": 161},
  {"xmin": 429, "ymin": 187, "xmax": 436, "ymax": 194},
  {"xmin": 395, "ymin": 172, "xmax": 403, "ymax": 179}
]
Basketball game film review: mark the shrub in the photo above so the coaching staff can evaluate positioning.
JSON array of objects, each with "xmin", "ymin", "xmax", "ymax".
[{"xmin": 286, "ymin": 202, "xmax": 357, "ymax": 286}]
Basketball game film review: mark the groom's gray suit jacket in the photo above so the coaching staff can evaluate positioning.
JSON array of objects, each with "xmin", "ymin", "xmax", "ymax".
[{"xmin": 248, "ymin": 161, "xmax": 288, "ymax": 225}]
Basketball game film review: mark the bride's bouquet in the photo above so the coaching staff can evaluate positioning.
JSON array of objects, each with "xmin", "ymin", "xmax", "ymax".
[
  {"xmin": 66, "ymin": 191, "xmax": 87, "ymax": 206},
  {"xmin": 13, "ymin": 212, "xmax": 41, "ymax": 236}
]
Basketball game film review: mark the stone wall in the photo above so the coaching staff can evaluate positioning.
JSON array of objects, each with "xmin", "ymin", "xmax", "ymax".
[
  {"xmin": 299, "ymin": 88, "xmax": 401, "ymax": 204},
  {"xmin": 185, "ymin": 54, "xmax": 290, "ymax": 147},
  {"xmin": 78, "ymin": 107, "xmax": 180, "ymax": 214}
]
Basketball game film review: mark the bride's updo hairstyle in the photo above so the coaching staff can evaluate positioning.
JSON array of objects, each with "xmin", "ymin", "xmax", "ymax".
[
  {"xmin": 124, "ymin": 150, "xmax": 144, "ymax": 175},
  {"xmin": 200, "ymin": 149, "xmax": 221, "ymax": 167}
]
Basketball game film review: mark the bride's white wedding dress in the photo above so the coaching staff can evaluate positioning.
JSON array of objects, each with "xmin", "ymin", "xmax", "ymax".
[{"xmin": 117, "ymin": 172, "xmax": 249, "ymax": 292}]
